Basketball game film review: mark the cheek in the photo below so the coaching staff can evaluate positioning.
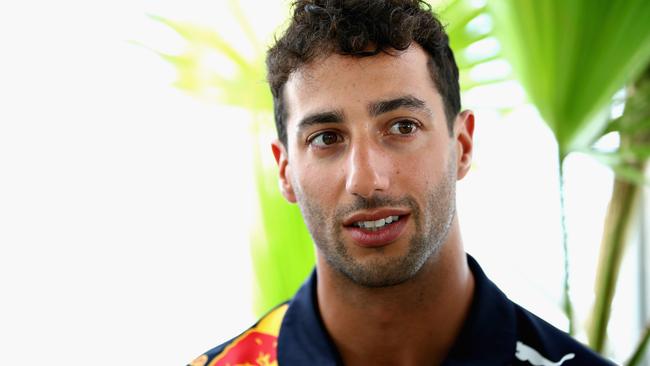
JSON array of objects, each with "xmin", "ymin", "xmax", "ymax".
[
  {"xmin": 399, "ymin": 151, "xmax": 450, "ymax": 189},
  {"xmin": 295, "ymin": 162, "xmax": 342, "ymax": 204}
]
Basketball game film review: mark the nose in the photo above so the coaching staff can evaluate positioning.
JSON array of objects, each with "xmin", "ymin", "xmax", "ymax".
[{"xmin": 344, "ymin": 141, "xmax": 390, "ymax": 198}]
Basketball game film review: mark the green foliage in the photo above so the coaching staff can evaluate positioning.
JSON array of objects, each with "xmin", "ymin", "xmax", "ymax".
[
  {"xmin": 596, "ymin": 67, "xmax": 650, "ymax": 186},
  {"xmin": 589, "ymin": 66, "xmax": 650, "ymax": 357},
  {"xmin": 488, "ymin": 0, "xmax": 650, "ymax": 156},
  {"xmin": 154, "ymin": 3, "xmax": 650, "ymax": 361},
  {"xmin": 250, "ymin": 125, "xmax": 316, "ymax": 315},
  {"xmin": 151, "ymin": 2, "xmax": 314, "ymax": 316},
  {"xmin": 439, "ymin": 0, "xmax": 510, "ymax": 90},
  {"xmin": 628, "ymin": 325, "xmax": 650, "ymax": 366},
  {"xmin": 488, "ymin": 0, "xmax": 650, "ymax": 358},
  {"xmin": 152, "ymin": 15, "xmax": 273, "ymax": 112}
]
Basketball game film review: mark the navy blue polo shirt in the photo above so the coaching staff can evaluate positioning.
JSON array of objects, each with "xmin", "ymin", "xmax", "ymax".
[{"xmin": 188, "ymin": 255, "xmax": 615, "ymax": 366}]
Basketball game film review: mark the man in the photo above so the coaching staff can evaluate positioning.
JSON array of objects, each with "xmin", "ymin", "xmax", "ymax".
[{"xmin": 188, "ymin": 1, "xmax": 614, "ymax": 365}]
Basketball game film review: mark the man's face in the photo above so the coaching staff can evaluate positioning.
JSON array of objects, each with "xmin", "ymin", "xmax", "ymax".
[{"xmin": 272, "ymin": 44, "xmax": 474, "ymax": 287}]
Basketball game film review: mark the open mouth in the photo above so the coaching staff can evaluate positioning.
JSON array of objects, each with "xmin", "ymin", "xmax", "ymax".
[
  {"xmin": 342, "ymin": 209, "xmax": 410, "ymax": 247},
  {"xmin": 349, "ymin": 215, "xmax": 403, "ymax": 231},
  {"xmin": 343, "ymin": 212, "xmax": 410, "ymax": 248}
]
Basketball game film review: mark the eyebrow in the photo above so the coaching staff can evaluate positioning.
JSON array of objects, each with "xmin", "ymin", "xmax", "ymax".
[
  {"xmin": 297, "ymin": 110, "xmax": 345, "ymax": 131},
  {"xmin": 295, "ymin": 95, "xmax": 432, "ymax": 133},
  {"xmin": 368, "ymin": 95, "xmax": 432, "ymax": 117}
]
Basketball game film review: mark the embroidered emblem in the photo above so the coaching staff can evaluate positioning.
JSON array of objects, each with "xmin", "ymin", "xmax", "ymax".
[{"xmin": 515, "ymin": 341, "xmax": 575, "ymax": 366}]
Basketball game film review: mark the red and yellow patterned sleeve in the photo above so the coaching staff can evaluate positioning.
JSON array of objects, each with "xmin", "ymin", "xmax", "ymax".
[{"xmin": 187, "ymin": 304, "xmax": 288, "ymax": 366}]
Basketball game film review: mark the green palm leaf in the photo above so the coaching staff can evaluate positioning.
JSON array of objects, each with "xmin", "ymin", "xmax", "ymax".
[
  {"xmin": 488, "ymin": 0, "xmax": 650, "ymax": 156},
  {"xmin": 488, "ymin": 0, "xmax": 650, "ymax": 355},
  {"xmin": 151, "ymin": 9, "xmax": 313, "ymax": 315}
]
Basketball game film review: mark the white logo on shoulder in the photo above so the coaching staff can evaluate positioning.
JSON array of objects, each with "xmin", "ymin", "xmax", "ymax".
[{"xmin": 515, "ymin": 341, "xmax": 575, "ymax": 366}]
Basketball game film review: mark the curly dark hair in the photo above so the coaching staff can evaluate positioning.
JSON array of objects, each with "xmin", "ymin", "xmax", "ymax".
[{"xmin": 266, "ymin": 0, "xmax": 460, "ymax": 146}]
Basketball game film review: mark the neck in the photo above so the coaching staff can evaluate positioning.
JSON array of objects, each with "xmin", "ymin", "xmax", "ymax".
[{"xmin": 316, "ymin": 219, "xmax": 474, "ymax": 366}]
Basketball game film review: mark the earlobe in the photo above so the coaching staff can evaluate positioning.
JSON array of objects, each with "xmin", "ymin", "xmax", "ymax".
[
  {"xmin": 271, "ymin": 140, "xmax": 297, "ymax": 203},
  {"xmin": 455, "ymin": 110, "xmax": 475, "ymax": 180}
]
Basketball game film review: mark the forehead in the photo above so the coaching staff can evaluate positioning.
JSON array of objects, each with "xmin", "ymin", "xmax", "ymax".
[{"xmin": 283, "ymin": 44, "xmax": 442, "ymax": 130}]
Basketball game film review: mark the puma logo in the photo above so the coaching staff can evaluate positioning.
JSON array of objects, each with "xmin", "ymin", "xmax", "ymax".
[{"xmin": 515, "ymin": 341, "xmax": 575, "ymax": 366}]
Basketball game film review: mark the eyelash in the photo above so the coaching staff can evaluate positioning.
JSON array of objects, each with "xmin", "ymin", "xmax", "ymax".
[
  {"xmin": 307, "ymin": 130, "xmax": 343, "ymax": 148},
  {"xmin": 306, "ymin": 119, "xmax": 421, "ymax": 148},
  {"xmin": 387, "ymin": 119, "xmax": 421, "ymax": 136}
]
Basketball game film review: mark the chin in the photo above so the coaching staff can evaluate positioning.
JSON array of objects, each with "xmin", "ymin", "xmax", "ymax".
[{"xmin": 329, "ymin": 250, "xmax": 431, "ymax": 288}]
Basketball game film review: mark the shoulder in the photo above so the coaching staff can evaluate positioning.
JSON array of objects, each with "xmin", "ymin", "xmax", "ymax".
[
  {"xmin": 513, "ymin": 304, "xmax": 616, "ymax": 365},
  {"xmin": 186, "ymin": 303, "xmax": 289, "ymax": 366}
]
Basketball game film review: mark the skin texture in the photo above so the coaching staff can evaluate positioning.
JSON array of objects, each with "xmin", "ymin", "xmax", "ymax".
[{"xmin": 272, "ymin": 44, "xmax": 475, "ymax": 365}]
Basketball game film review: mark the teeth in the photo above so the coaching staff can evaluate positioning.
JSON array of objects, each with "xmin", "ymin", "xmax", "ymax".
[{"xmin": 354, "ymin": 215, "xmax": 400, "ymax": 230}]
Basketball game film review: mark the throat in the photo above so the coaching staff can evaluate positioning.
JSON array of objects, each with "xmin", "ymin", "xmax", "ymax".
[{"xmin": 317, "ymin": 250, "xmax": 475, "ymax": 366}]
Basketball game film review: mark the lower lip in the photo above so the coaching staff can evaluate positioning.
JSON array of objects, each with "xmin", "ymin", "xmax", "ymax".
[{"xmin": 344, "ymin": 216, "xmax": 409, "ymax": 248}]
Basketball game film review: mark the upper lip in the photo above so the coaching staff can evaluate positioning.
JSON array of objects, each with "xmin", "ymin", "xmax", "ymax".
[{"xmin": 342, "ymin": 208, "xmax": 410, "ymax": 226}]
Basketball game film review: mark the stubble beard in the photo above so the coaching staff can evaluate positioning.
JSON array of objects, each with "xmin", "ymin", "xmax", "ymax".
[{"xmin": 296, "ymin": 162, "xmax": 457, "ymax": 288}]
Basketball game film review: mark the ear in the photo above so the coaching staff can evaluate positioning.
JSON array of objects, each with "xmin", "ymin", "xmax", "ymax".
[
  {"xmin": 271, "ymin": 139, "xmax": 297, "ymax": 203},
  {"xmin": 454, "ymin": 110, "xmax": 475, "ymax": 180}
]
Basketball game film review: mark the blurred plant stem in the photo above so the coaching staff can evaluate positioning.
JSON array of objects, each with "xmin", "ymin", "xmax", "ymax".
[
  {"xmin": 489, "ymin": 1, "xmax": 650, "ymax": 356},
  {"xmin": 628, "ymin": 323, "xmax": 650, "ymax": 366},
  {"xmin": 589, "ymin": 65, "xmax": 650, "ymax": 354},
  {"xmin": 557, "ymin": 153, "xmax": 575, "ymax": 335}
]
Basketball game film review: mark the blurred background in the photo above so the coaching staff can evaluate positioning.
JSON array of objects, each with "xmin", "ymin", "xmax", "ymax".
[{"xmin": 0, "ymin": 0, "xmax": 648, "ymax": 365}]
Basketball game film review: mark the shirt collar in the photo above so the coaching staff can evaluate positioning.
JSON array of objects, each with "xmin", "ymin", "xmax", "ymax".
[
  {"xmin": 443, "ymin": 255, "xmax": 516, "ymax": 365},
  {"xmin": 278, "ymin": 254, "xmax": 516, "ymax": 365},
  {"xmin": 277, "ymin": 265, "xmax": 342, "ymax": 365}
]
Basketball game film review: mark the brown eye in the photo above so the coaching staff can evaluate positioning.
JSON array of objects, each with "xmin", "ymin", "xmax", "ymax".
[
  {"xmin": 389, "ymin": 120, "xmax": 419, "ymax": 135},
  {"xmin": 310, "ymin": 131, "xmax": 342, "ymax": 147}
]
